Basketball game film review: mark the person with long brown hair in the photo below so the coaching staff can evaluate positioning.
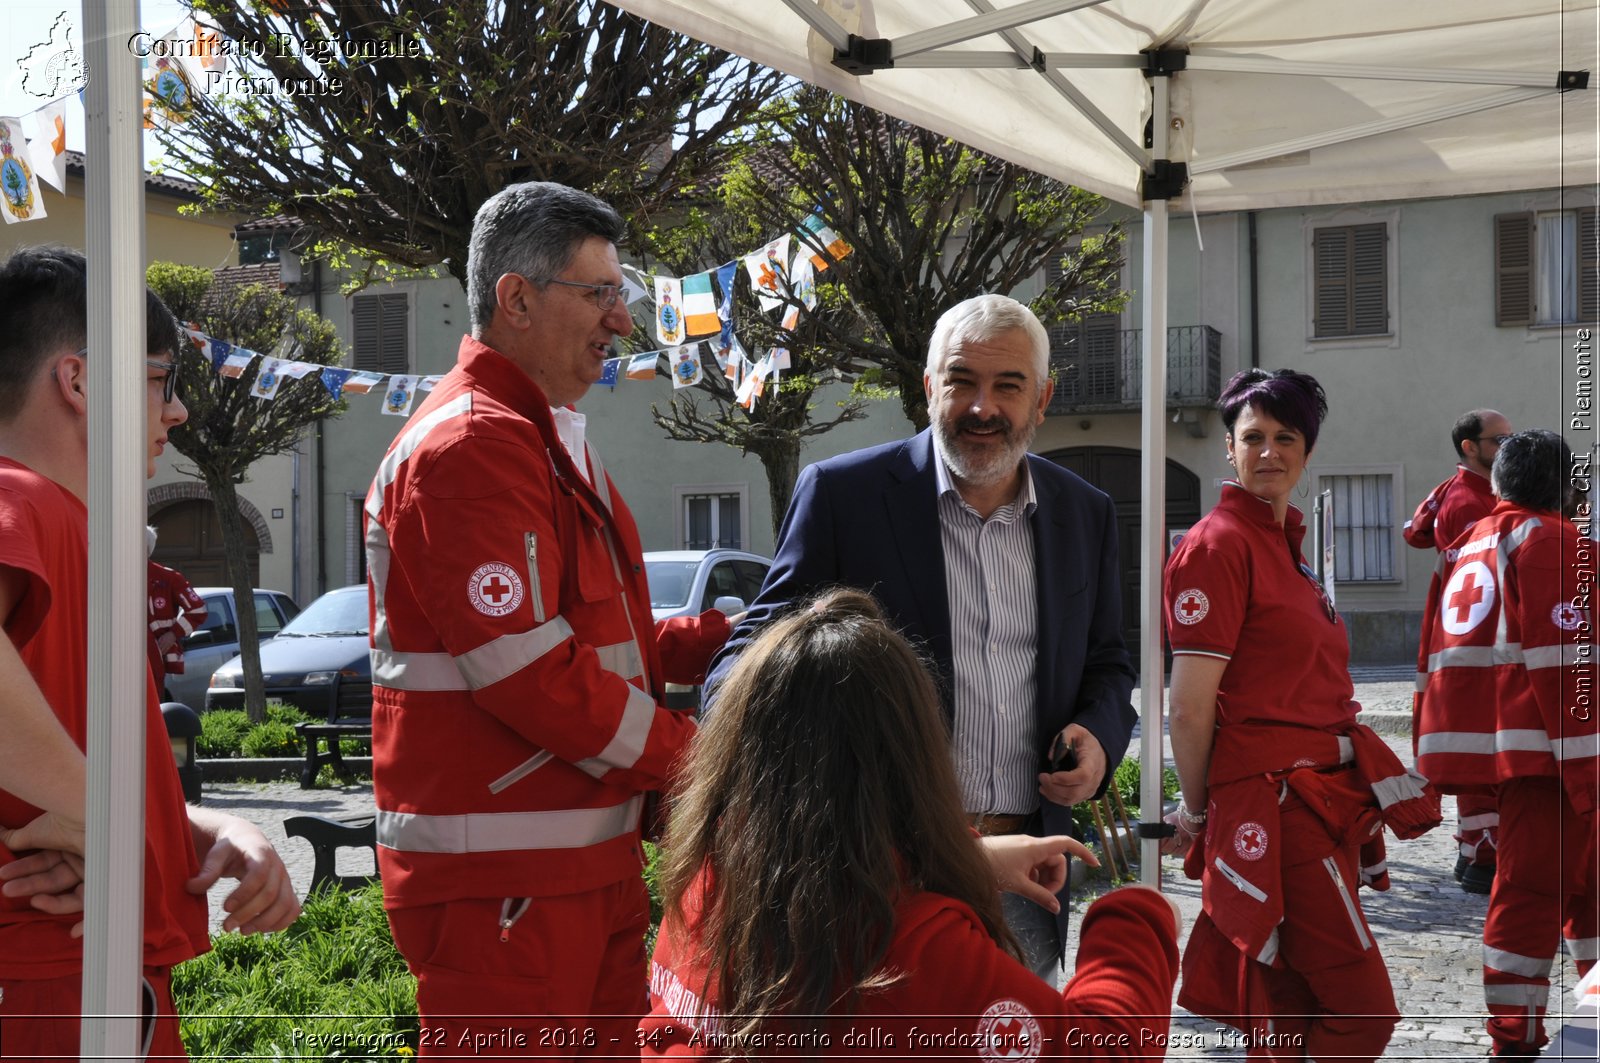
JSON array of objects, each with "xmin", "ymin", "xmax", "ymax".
[{"xmin": 643, "ymin": 589, "xmax": 1179, "ymax": 1059}]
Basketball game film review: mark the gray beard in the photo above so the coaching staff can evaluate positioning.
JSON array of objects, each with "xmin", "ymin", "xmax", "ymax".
[{"xmin": 934, "ymin": 419, "xmax": 1037, "ymax": 488}]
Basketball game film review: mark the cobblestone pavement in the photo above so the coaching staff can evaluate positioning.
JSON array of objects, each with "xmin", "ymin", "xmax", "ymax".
[{"xmin": 201, "ymin": 679, "xmax": 1594, "ymax": 1059}]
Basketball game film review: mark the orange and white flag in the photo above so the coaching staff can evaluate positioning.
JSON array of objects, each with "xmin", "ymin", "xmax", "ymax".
[{"xmin": 29, "ymin": 100, "xmax": 67, "ymax": 194}]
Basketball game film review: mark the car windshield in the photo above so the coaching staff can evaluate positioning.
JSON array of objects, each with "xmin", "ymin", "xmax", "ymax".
[
  {"xmin": 645, "ymin": 561, "xmax": 700, "ymax": 609},
  {"xmin": 278, "ymin": 589, "xmax": 369, "ymax": 637}
]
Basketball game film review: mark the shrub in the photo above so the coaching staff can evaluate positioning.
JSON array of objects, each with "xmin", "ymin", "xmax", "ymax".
[
  {"xmin": 197, "ymin": 710, "xmax": 251, "ymax": 758},
  {"xmin": 175, "ymin": 882, "xmax": 418, "ymax": 1057},
  {"xmin": 240, "ymin": 720, "xmax": 299, "ymax": 759}
]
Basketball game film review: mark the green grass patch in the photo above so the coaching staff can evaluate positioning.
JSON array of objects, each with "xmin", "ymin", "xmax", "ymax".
[{"xmin": 174, "ymin": 882, "xmax": 418, "ymax": 1058}]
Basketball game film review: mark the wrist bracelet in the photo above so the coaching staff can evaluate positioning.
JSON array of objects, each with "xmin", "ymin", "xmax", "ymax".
[{"xmin": 1177, "ymin": 802, "xmax": 1207, "ymax": 827}]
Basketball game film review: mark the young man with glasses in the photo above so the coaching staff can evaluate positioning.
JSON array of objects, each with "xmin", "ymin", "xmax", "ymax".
[
  {"xmin": 0, "ymin": 245, "xmax": 300, "ymax": 1058},
  {"xmin": 365, "ymin": 182, "xmax": 732, "ymax": 1055},
  {"xmin": 1403, "ymin": 406, "xmax": 1515, "ymax": 895}
]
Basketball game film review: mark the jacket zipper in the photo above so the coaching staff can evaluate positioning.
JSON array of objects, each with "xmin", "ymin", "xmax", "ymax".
[
  {"xmin": 499, "ymin": 897, "xmax": 532, "ymax": 943},
  {"xmin": 1323, "ymin": 856, "xmax": 1373, "ymax": 950}
]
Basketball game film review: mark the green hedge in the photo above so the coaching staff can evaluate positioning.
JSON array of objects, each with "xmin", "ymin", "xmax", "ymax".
[{"xmin": 198, "ymin": 704, "xmax": 312, "ymax": 759}]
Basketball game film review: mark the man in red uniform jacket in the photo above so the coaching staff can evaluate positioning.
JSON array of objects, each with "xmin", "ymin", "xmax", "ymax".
[
  {"xmin": 0, "ymin": 246, "xmax": 300, "ymax": 1058},
  {"xmin": 366, "ymin": 183, "xmax": 731, "ymax": 1056},
  {"xmin": 1414, "ymin": 429, "xmax": 1597, "ymax": 1059},
  {"xmin": 1405, "ymin": 407, "xmax": 1513, "ymax": 894},
  {"xmin": 146, "ymin": 527, "xmax": 207, "ymax": 701}
]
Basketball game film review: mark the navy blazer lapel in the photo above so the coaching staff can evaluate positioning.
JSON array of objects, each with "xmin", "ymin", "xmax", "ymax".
[
  {"xmin": 885, "ymin": 431, "xmax": 950, "ymax": 655},
  {"xmin": 1028, "ymin": 455, "xmax": 1069, "ymax": 639}
]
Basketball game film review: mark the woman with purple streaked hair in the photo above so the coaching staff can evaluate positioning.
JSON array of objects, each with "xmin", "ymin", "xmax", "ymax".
[{"xmin": 1156, "ymin": 368, "xmax": 1440, "ymax": 1062}]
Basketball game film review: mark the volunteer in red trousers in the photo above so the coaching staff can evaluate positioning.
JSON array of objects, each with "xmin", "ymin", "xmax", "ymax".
[
  {"xmin": 1404, "ymin": 407, "xmax": 1514, "ymax": 894},
  {"xmin": 1160, "ymin": 368, "xmax": 1440, "ymax": 1062},
  {"xmin": 645, "ymin": 589, "xmax": 1180, "ymax": 1060},
  {"xmin": 146, "ymin": 526, "xmax": 207, "ymax": 702},
  {"xmin": 365, "ymin": 182, "xmax": 731, "ymax": 1057},
  {"xmin": 1414, "ymin": 429, "xmax": 1598, "ymax": 1059}
]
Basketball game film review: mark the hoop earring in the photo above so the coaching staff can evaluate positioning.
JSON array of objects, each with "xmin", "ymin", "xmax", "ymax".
[{"xmin": 1297, "ymin": 466, "xmax": 1311, "ymax": 499}]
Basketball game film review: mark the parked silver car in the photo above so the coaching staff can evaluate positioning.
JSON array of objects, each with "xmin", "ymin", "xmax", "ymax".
[
  {"xmin": 165, "ymin": 588, "xmax": 300, "ymax": 710},
  {"xmin": 643, "ymin": 549, "xmax": 771, "ymax": 622}
]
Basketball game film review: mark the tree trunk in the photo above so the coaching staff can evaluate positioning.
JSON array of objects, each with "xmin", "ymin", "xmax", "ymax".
[
  {"xmin": 204, "ymin": 472, "xmax": 268, "ymax": 723},
  {"xmin": 757, "ymin": 444, "xmax": 801, "ymax": 540}
]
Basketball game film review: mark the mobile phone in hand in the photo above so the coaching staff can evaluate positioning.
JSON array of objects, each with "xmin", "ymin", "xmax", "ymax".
[{"xmin": 1049, "ymin": 732, "xmax": 1078, "ymax": 773}]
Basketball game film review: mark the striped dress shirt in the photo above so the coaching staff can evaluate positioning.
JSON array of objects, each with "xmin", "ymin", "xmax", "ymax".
[{"xmin": 933, "ymin": 448, "xmax": 1041, "ymax": 815}]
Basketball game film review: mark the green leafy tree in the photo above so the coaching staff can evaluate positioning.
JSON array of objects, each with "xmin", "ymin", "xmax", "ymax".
[
  {"xmin": 639, "ymin": 89, "xmax": 1126, "ymax": 527},
  {"xmin": 147, "ymin": 262, "xmax": 346, "ymax": 722},
  {"xmin": 158, "ymin": 1, "xmax": 783, "ymax": 281}
]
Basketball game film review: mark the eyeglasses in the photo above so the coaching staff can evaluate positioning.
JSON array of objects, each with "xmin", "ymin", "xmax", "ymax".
[
  {"xmin": 544, "ymin": 279, "xmax": 624, "ymax": 311},
  {"xmin": 66, "ymin": 348, "xmax": 179, "ymax": 403},
  {"xmin": 1474, "ymin": 434, "xmax": 1512, "ymax": 446},
  {"xmin": 145, "ymin": 358, "xmax": 179, "ymax": 403}
]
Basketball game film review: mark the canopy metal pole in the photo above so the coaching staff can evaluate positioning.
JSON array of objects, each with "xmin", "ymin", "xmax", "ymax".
[
  {"xmin": 81, "ymin": 1, "xmax": 149, "ymax": 1057},
  {"xmin": 1138, "ymin": 72, "xmax": 1171, "ymax": 886}
]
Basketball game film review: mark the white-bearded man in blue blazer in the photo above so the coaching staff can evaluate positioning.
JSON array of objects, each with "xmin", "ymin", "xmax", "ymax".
[{"xmin": 704, "ymin": 293, "xmax": 1138, "ymax": 979}]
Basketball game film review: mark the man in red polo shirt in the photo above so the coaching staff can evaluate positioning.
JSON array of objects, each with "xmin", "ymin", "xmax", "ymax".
[{"xmin": 1405, "ymin": 407, "xmax": 1513, "ymax": 894}]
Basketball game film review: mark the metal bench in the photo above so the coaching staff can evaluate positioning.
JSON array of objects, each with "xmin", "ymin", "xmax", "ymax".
[
  {"xmin": 282, "ymin": 813, "xmax": 378, "ymax": 896},
  {"xmin": 294, "ymin": 720, "xmax": 371, "ymax": 788}
]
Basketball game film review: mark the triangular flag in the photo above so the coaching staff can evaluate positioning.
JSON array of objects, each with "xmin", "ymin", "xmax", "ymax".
[
  {"xmin": 801, "ymin": 213, "xmax": 851, "ymax": 270},
  {"xmin": 735, "ymin": 369, "xmax": 759, "ymax": 410},
  {"xmin": 207, "ymin": 337, "xmax": 233, "ymax": 371},
  {"xmin": 219, "ymin": 351, "xmax": 255, "ymax": 378},
  {"xmin": 714, "ymin": 261, "xmax": 738, "ymax": 352},
  {"xmin": 599, "ymin": 358, "xmax": 621, "ymax": 388},
  {"xmin": 277, "ymin": 360, "xmax": 320, "ymax": 380},
  {"xmin": 342, "ymin": 372, "xmax": 385, "ymax": 394},
  {"xmin": 28, "ymin": 100, "xmax": 66, "ymax": 194},
  {"xmin": 722, "ymin": 336, "xmax": 749, "ymax": 381},
  {"xmin": 619, "ymin": 267, "xmax": 650, "ymax": 306},
  {"xmin": 626, "ymin": 351, "xmax": 659, "ymax": 381},
  {"xmin": 0, "ymin": 117, "xmax": 47, "ymax": 224},
  {"xmin": 249, "ymin": 357, "xmax": 287, "ymax": 399},
  {"xmin": 789, "ymin": 252, "xmax": 817, "ymax": 310},
  {"xmin": 743, "ymin": 234, "xmax": 789, "ymax": 312},
  {"xmin": 681, "ymin": 273, "xmax": 721, "ymax": 338},
  {"xmin": 654, "ymin": 276, "xmax": 685, "ymax": 346},
  {"xmin": 182, "ymin": 326, "xmax": 207, "ymax": 352},
  {"xmin": 383, "ymin": 375, "xmax": 420, "ymax": 416},
  {"xmin": 320, "ymin": 367, "xmax": 352, "ymax": 400},
  {"xmin": 669, "ymin": 344, "xmax": 703, "ymax": 389}
]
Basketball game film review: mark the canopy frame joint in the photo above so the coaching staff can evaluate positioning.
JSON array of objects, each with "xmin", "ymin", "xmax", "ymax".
[
  {"xmin": 1141, "ymin": 47, "xmax": 1189, "ymax": 79},
  {"xmin": 1141, "ymin": 159, "xmax": 1189, "ymax": 202},
  {"xmin": 833, "ymin": 34, "xmax": 894, "ymax": 75},
  {"xmin": 1558, "ymin": 70, "xmax": 1591, "ymax": 91}
]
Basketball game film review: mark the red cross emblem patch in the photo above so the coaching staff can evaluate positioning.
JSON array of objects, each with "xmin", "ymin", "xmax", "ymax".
[
  {"xmin": 1553, "ymin": 602, "xmax": 1587, "ymax": 631},
  {"xmin": 1234, "ymin": 821, "xmax": 1269, "ymax": 861},
  {"xmin": 976, "ymin": 999, "xmax": 1042, "ymax": 1062},
  {"xmin": 1173, "ymin": 588, "xmax": 1209, "ymax": 625},
  {"xmin": 1441, "ymin": 560, "xmax": 1495, "ymax": 636},
  {"xmin": 467, "ymin": 562, "xmax": 524, "ymax": 618}
]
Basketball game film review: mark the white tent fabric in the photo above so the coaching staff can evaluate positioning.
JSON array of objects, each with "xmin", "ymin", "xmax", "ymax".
[
  {"xmin": 612, "ymin": 0, "xmax": 1597, "ymax": 882},
  {"xmin": 615, "ymin": 0, "xmax": 1596, "ymax": 212}
]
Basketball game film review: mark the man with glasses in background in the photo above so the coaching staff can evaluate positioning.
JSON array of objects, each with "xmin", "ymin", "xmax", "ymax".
[
  {"xmin": 1404, "ymin": 407, "xmax": 1515, "ymax": 895},
  {"xmin": 0, "ymin": 245, "xmax": 300, "ymax": 1058},
  {"xmin": 365, "ymin": 182, "xmax": 732, "ymax": 1055}
]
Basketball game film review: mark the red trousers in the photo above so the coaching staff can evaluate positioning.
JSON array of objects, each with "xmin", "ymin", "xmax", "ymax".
[
  {"xmin": 388, "ymin": 878, "xmax": 651, "ymax": 1059},
  {"xmin": 1458, "ymin": 793, "xmax": 1500, "ymax": 867},
  {"xmin": 1482, "ymin": 776, "xmax": 1598, "ymax": 1051},
  {"xmin": 0, "ymin": 967, "xmax": 183, "ymax": 1061}
]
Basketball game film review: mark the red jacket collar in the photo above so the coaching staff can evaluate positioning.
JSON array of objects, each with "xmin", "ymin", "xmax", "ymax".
[{"xmin": 1217, "ymin": 480, "xmax": 1308, "ymax": 555}]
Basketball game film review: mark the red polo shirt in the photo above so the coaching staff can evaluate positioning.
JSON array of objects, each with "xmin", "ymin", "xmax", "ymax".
[{"xmin": 1164, "ymin": 482, "xmax": 1358, "ymax": 730}]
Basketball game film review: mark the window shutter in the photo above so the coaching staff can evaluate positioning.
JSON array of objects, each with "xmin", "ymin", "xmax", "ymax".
[
  {"xmin": 1580, "ymin": 207, "xmax": 1599, "ymax": 326},
  {"xmin": 1494, "ymin": 211, "xmax": 1534, "ymax": 326},
  {"xmin": 1313, "ymin": 227, "xmax": 1352, "ymax": 337},
  {"xmin": 352, "ymin": 292, "xmax": 410, "ymax": 374},
  {"xmin": 1350, "ymin": 224, "xmax": 1388, "ymax": 334}
]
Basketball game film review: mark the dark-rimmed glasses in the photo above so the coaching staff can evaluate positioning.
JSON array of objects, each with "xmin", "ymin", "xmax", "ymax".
[
  {"xmin": 68, "ymin": 347, "xmax": 180, "ymax": 403},
  {"xmin": 1474, "ymin": 434, "xmax": 1512, "ymax": 446},
  {"xmin": 544, "ymin": 279, "xmax": 624, "ymax": 311}
]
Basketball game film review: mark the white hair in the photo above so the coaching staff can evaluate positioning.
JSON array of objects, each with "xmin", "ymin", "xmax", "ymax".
[{"xmin": 924, "ymin": 294, "xmax": 1050, "ymax": 378}]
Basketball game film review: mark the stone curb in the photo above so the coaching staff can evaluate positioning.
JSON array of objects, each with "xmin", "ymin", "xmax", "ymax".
[
  {"xmin": 197, "ymin": 757, "xmax": 373, "ymax": 782},
  {"xmin": 1356, "ymin": 710, "xmax": 1412, "ymax": 737}
]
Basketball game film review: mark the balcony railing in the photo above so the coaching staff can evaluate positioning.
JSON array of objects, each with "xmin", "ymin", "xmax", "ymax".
[{"xmin": 1047, "ymin": 324, "xmax": 1222, "ymax": 414}]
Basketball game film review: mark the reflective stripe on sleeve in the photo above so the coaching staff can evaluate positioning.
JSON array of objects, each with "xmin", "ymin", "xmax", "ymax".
[
  {"xmin": 1417, "ymin": 730, "xmax": 1554, "ymax": 757},
  {"xmin": 573, "ymin": 683, "xmax": 658, "ymax": 779},
  {"xmin": 595, "ymin": 639, "xmax": 645, "ymax": 683},
  {"xmin": 1556, "ymin": 733, "xmax": 1600, "ymax": 761},
  {"xmin": 1458, "ymin": 813, "xmax": 1500, "ymax": 831},
  {"xmin": 375, "ymin": 794, "xmax": 642, "ymax": 854},
  {"xmin": 1484, "ymin": 984, "xmax": 1550, "ymax": 1007},
  {"xmin": 1483, "ymin": 945, "xmax": 1555, "ymax": 979},
  {"xmin": 1525, "ymin": 643, "xmax": 1595, "ymax": 669},
  {"xmin": 371, "ymin": 617, "xmax": 575, "ymax": 692}
]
